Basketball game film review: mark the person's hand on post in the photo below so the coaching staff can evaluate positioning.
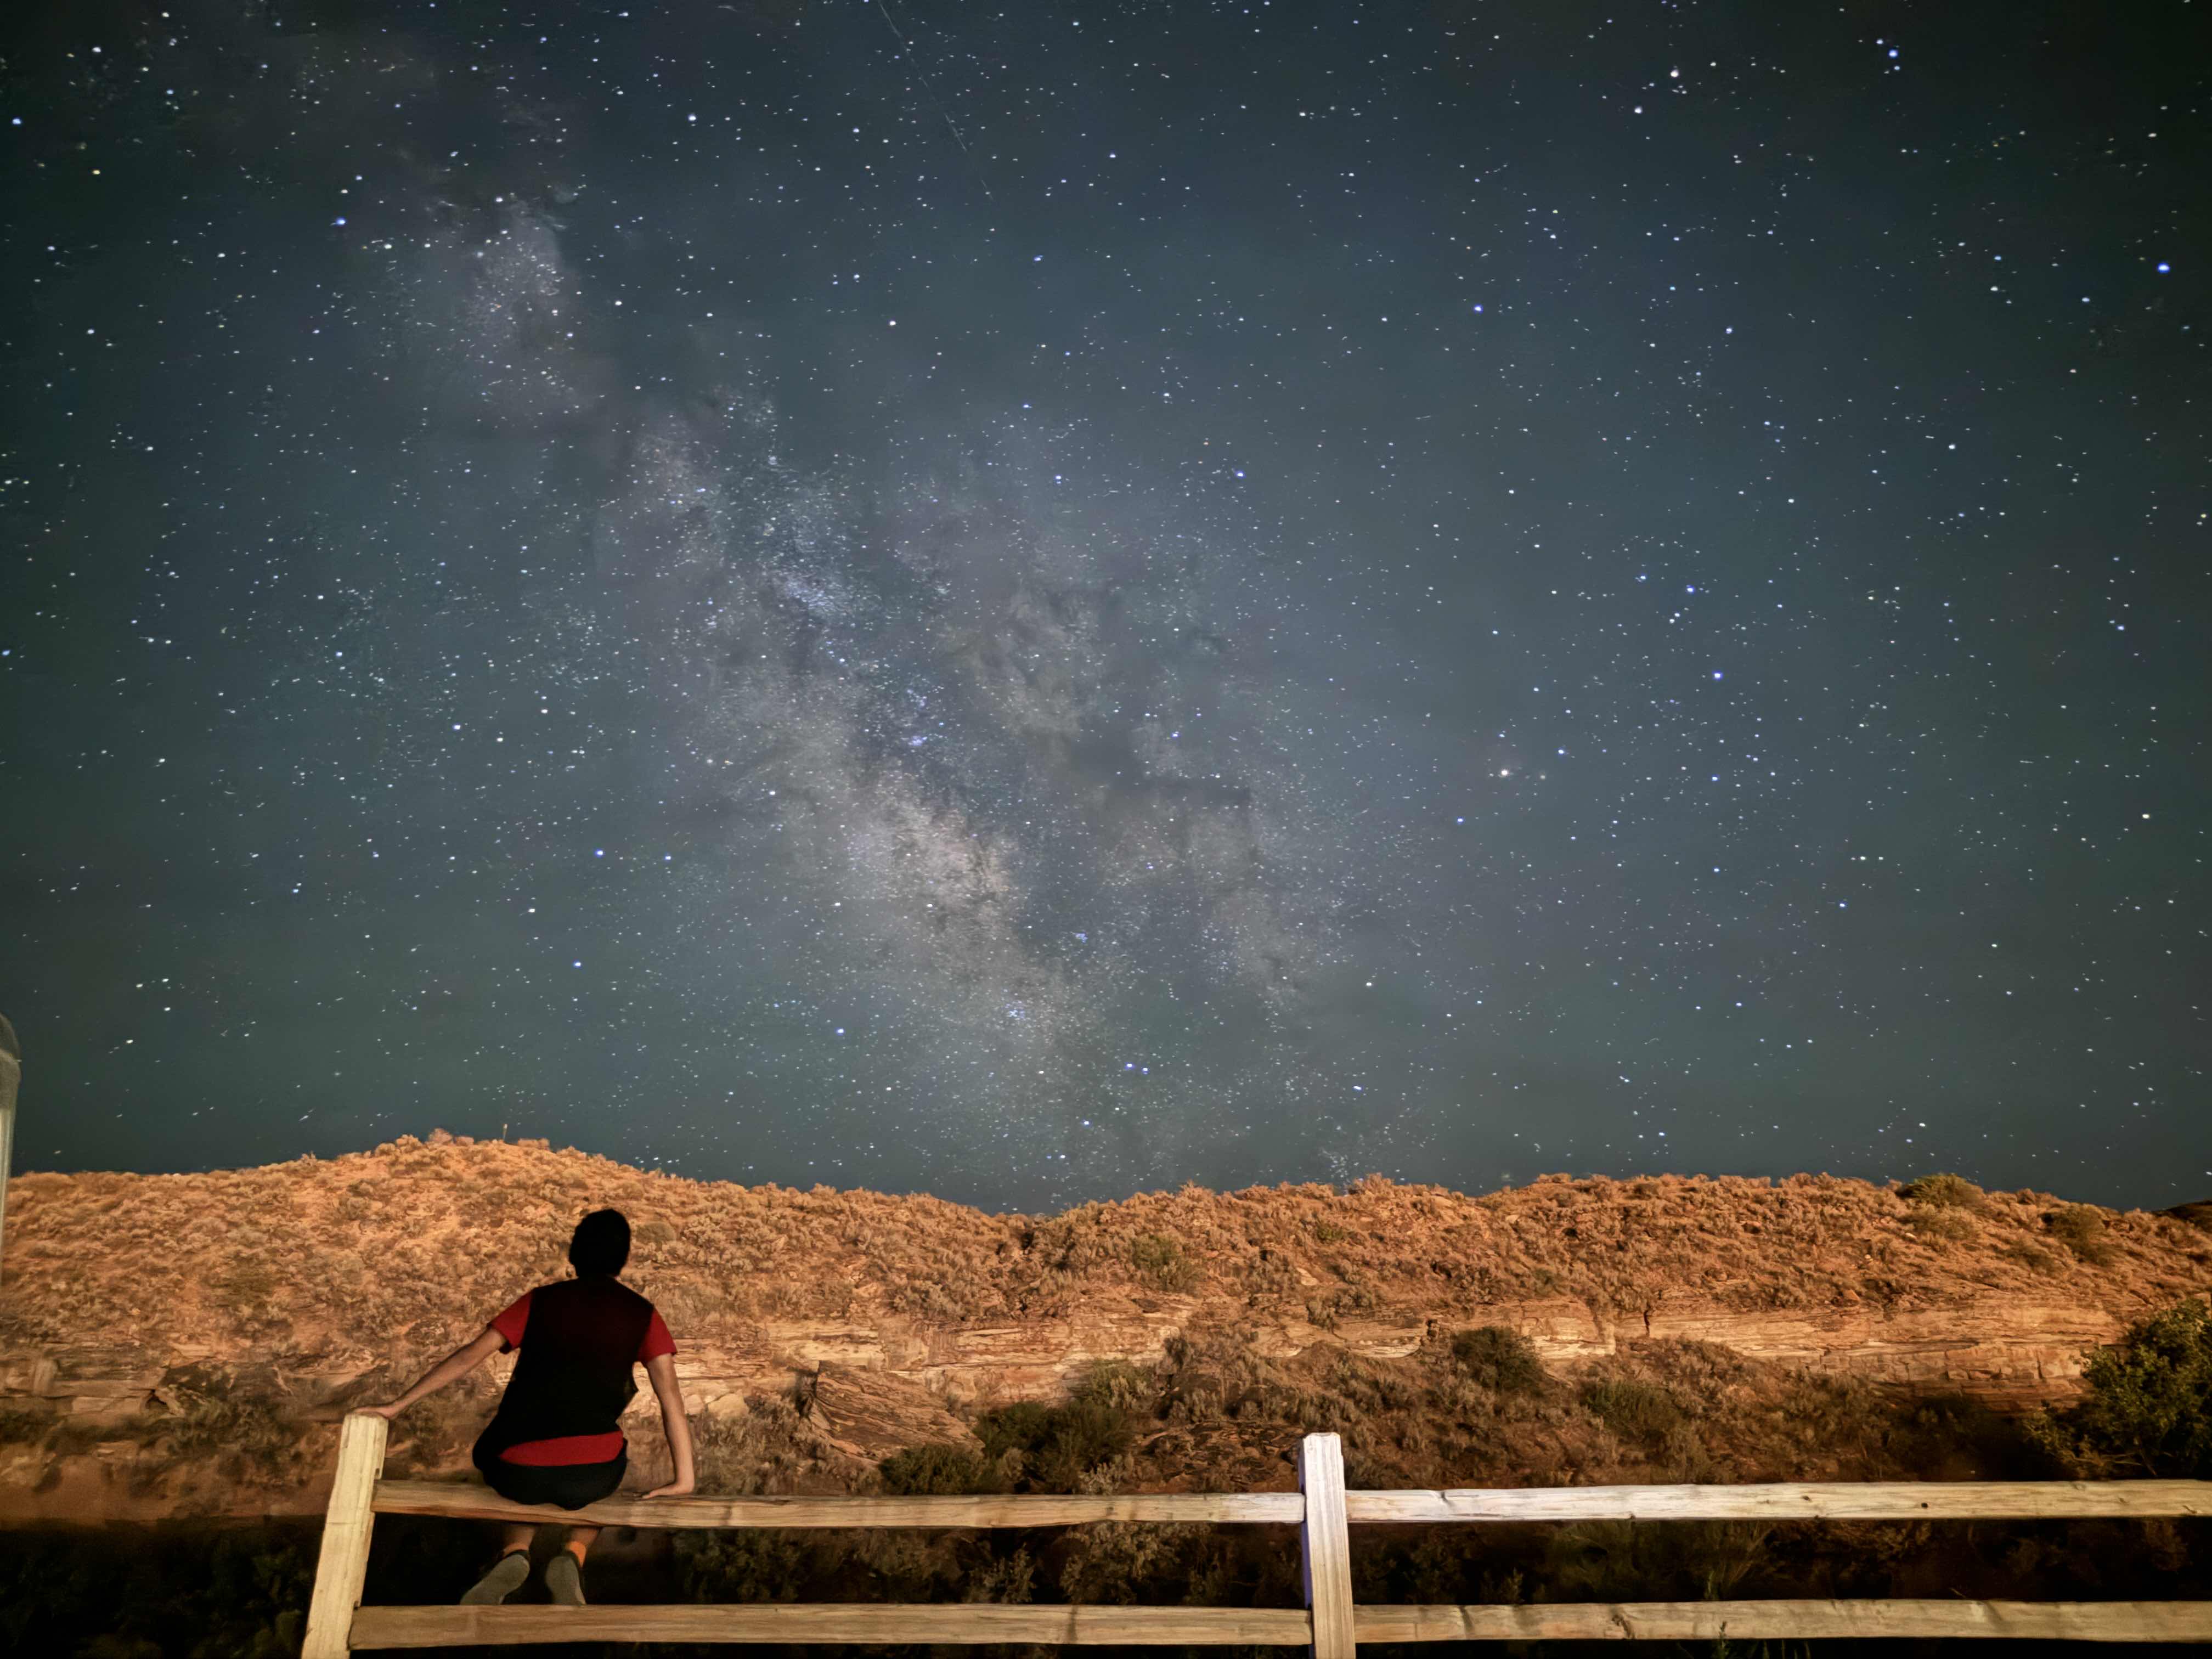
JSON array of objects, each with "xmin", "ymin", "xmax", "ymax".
[{"xmin": 351, "ymin": 1402, "xmax": 404, "ymax": 1420}]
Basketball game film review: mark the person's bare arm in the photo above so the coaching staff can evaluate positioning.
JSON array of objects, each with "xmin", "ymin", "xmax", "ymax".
[
  {"xmin": 353, "ymin": 1326, "xmax": 506, "ymax": 1419},
  {"xmin": 640, "ymin": 1351, "xmax": 695, "ymax": 1498}
]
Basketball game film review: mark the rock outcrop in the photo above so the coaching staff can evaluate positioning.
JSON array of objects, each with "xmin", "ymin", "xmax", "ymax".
[{"xmin": 2, "ymin": 1138, "xmax": 2205, "ymax": 1522}]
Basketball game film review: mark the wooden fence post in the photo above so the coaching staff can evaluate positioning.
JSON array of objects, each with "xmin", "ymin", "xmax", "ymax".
[
  {"xmin": 1299, "ymin": 1432, "xmax": 1356, "ymax": 1659},
  {"xmin": 302, "ymin": 1412, "xmax": 388, "ymax": 1659}
]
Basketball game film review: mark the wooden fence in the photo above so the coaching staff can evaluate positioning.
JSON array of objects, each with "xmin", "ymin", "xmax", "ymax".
[{"xmin": 303, "ymin": 1415, "xmax": 2212, "ymax": 1655}]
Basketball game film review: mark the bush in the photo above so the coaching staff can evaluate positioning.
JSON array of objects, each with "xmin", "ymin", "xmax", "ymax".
[
  {"xmin": 2046, "ymin": 1205, "xmax": 2116, "ymax": 1266},
  {"xmin": 1582, "ymin": 1378, "xmax": 1685, "ymax": 1440},
  {"xmin": 1073, "ymin": 1359, "xmax": 1157, "ymax": 1414},
  {"xmin": 687, "ymin": 1395, "xmax": 838, "ymax": 1496},
  {"xmin": 1449, "ymin": 1326, "xmax": 1549, "ymax": 1394},
  {"xmin": 678, "ymin": 1529, "xmax": 813, "ymax": 1604},
  {"xmin": 1127, "ymin": 1233, "xmax": 1200, "ymax": 1293},
  {"xmin": 878, "ymin": 1442, "xmax": 1002, "ymax": 1496},
  {"xmin": 1058, "ymin": 1520, "xmax": 1205, "ymax": 1604},
  {"xmin": 962, "ymin": 1544, "xmax": 1036, "ymax": 1604},
  {"xmin": 2049, "ymin": 1300, "xmax": 2212, "ymax": 1477},
  {"xmin": 1900, "ymin": 1173, "xmax": 1984, "ymax": 1210},
  {"xmin": 160, "ymin": 1370, "xmax": 301, "ymax": 1484},
  {"xmin": 2001, "ymin": 1241, "xmax": 2060, "ymax": 1275},
  {"xmin": 976, "ymin": 1397, "xmax": 1134, "ymax": 1491},
  {"xmin": 1904, "ymin": 1206, "xmax": 1977, "ymax": 1243}
]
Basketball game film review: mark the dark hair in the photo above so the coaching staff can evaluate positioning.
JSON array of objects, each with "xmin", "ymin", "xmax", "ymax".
[{"xmin": 569, "ymin": 1208, "xmax": 631, "ymax": 1277}]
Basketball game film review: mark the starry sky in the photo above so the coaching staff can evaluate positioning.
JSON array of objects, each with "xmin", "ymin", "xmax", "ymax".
[{"xmin": 2, "ymin": 1, "xmax": 2205, "ymax": 1212}]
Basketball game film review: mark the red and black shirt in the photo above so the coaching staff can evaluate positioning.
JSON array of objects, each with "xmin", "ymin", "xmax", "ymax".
[{"xmin": 481, "ymin": 1277, "xmax": 676, "ymax": 1466}]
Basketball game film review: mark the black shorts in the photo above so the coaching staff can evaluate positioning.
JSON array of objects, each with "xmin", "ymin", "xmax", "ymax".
[{"xmin": 473, "ymin": 1442, "xmax": 627, "ymax": 1511}]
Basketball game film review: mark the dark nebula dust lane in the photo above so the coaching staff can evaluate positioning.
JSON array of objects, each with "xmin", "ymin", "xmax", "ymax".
[{"xmin": 1, "ymin": 2, "xmax": 2205, "ymax": 1210}]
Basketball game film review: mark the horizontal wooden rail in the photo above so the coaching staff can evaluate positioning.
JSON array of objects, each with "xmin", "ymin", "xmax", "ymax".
[
  {"xmin": 351, "ymin": 1603, "xmax": 1314, "ymax": 1648},
  {"xmin": 1357, "ymin": 1601, "xmax": 2212, "ymax": 1643},
  {"xmin": 346, "ymin": 1599, "xmax": 2212, "ymax": 1648},
  {"xmin": 373, "ymin": 1475, "xmax": 2212, "ymax": 1530},
  {"xmin": 373, "ymin": 1478, "xmax": 1302, "ymax": 1529},
  {"xmin": 1346, "ymin": 1479, "xmax": 2212, "ymax": 1522}
]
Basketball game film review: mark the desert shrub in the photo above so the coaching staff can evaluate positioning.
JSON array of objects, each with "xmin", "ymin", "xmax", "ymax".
[
  {"xmin": 1159, "ymin": 1324, "xmax": 1285, "ymax": 1424},
  {"xmin": 1305, "ymin": 1278, "xmax": 1380, "ymax": 1330},
  {"xmin": 2045, "ymin": 1300, "xmax": 2212, "ymax": 1477},
  {"xmin": 1127, "ymin": 1232, "xmax": 1200, "ymax": 1293},
  {"xmin": 878, "ymin": 1442, "xmax": 1002, "ymax": 1496},
  {"xmin": 1311, "ymin": 1219, "xmax": 1352, "ymax": 1244},
  {"xmin": 962, "ymin": 1543, "xmax": 1036, "ymax": 1603},
  {"xmin": 1449, "ymin": 1326, "xmax": 1548, "ymax": 1394},
  {"xmin": 1639, "ymin": 1338, "xmax": 1752, "ymax": 1404},
  {"xmin": 1904, "ymin": 1206, "xmax": 1977, "ymax": 1243},
  {"xmin": 2046, "ymin": 1205, "xmax": 2116, "ymax": 1266},
  {"xmin": 689, "ymin": 1396, "xmax": 831, "ymax": 1496},
  {"xmin": 1073, "ymin": 1358, "xmax": 1158, "ymax": 1414},
  {"xmin": 1582, "ymin": 1377, "xmax": 1685, "ymax": 1440},
  {"xmin": 1325, "ymin": 1352, "xmax": 1421, "ymax": 1419},
  {"xmin": 975, "ymin": 1396, "xmax": 1133, "ymax": 1491},
  {"xmin": 1900, "ymin": 1173, "xmax": 1985, "ymax": 1210},
  {"xmin": 2001, "ymin": 1241, "xmax": 2061, "ymax": 1274},
  {"xmin": 160, "ymin": 1372, "xmax": 300, "ymax": 1483},
  {"xmin": 1059, "ymin": 1520, "xmax": 1208, "ymax": 1604},
  {"xmin": 678, "ymin": 1528, "xmax": 814, "ymax": 1604}
]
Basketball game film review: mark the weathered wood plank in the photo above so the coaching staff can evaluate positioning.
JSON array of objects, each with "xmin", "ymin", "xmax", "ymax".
[
  {"xmin": 1346, "ymin": 1480, "xmax": 2212, "ymax": 1523},
  {"xmin": 348, "ymin": 1602, "xmax": 1316, "ymax": 1648},
  {"xmin": 346, "ymin": 1599, "xmax": 2212, "ymax": 1650},
  {"xmin": 302, "ymin": 1413, "xmax": 388, "ymax": 1659},
  {"xmin": 1354, "ymin": 1600, "xmax": 2212, "ymax": 1642},
  {"xmin": 1299, "ymin": 1434, "xmax": 1355, "ymax": 1659},
  {"xmin": 373, "ymin": 1475, "xmax": 2212, "ymax": 1531},
  {"xmin": 372, "ymin": 1479, "xmax": 1303, "ymax": 1529}
]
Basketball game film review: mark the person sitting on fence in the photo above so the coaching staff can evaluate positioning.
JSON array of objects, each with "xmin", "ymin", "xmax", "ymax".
[{"xmin": 354, "ymin": 1206, "xmax": 696, "ymax": 1607}]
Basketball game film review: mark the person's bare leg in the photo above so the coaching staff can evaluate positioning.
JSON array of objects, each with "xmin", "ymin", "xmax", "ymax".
[
  {"xmin": 563, "ymin": 1525, "xmax": 600, "ymax": 1561},
  {"xmin": 502, "ymin": 1523, "xmax": 535, "ymax": 1556}
]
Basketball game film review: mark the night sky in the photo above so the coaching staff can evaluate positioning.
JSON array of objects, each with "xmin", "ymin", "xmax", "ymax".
[{"xmin": 3, "ymin": 2, "xmax": 2205, "ymax": 1212}]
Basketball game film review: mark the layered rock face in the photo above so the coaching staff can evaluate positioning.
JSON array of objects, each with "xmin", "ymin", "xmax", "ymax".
[{"xmin": 2, "ymin": 1138, "xmax": 2205, "ymax": 1522}]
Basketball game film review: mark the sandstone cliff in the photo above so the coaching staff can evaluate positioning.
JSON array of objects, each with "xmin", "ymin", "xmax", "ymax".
[{"xmin": 1, "ymin": 1136, "xmax": 2205, "ymax": 1522}]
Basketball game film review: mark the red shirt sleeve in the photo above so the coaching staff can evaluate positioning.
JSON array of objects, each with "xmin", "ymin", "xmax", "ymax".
[
  {"xmin": 490, "ymin": 1291, "xmax": 533, "ymax": 1352},
  {"xmin": 639, "ymin": 1308, "xmax": 675, "ymax": 1362}
]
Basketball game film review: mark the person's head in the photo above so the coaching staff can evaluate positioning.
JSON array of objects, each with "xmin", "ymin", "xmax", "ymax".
[{"xmin": 568, "ymin": 1208, "xmax": 631, "ymax": 1278}]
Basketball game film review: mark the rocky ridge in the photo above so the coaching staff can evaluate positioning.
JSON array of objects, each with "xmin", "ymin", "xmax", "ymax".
[{"xmin": 1, "ymin": 1136, "xmax": 2206, "ymax": 1522}]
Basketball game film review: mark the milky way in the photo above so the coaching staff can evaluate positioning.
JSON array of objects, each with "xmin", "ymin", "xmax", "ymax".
[{"xmin": 2, "ymin": 2, "xmax": 2204, "ymax": 1208}]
